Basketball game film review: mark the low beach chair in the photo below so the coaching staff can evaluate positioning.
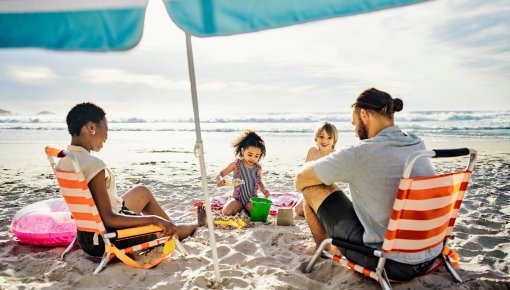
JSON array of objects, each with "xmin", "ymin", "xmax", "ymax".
[
  {"xmin": 305, "ymin": 148, "xmax": 477, "ymax": 290},
  {"xmin": 45, "ymin": 146, "xmax": 187, "ymax": 274}
]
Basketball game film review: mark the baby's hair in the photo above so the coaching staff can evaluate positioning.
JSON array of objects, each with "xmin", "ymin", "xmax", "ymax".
[
  {"xmin": 66, "ymin": 102, "xmax": 105, "ymax": 136},
  {"xmin": 314, "ymin": 122, "xmax": 338, "ymax": 149},
  {"xmin": 232, "ymin": 130, "xmax": 266, "ymax": 159}
]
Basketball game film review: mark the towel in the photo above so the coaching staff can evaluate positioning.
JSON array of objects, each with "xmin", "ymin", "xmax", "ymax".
[{"xmin": 209, "ymin": 192, "xmax": 300, "ymax": 216}]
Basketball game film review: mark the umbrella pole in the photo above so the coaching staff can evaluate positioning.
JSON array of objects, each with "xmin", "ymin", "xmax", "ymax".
[{"xmin": 185, "ymin": 32, "xmax": 221, "ymax": 282}]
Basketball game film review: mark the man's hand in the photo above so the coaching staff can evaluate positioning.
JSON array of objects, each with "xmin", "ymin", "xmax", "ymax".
[{"xmin": 295, "ymin": 162, "xmax": 323, "ymax": 192}]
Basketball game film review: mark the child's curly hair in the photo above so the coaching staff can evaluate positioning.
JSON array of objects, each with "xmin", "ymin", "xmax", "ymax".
[{"xmin": 232, "ymin": 130, "xmax": 266, "ymax": 159}]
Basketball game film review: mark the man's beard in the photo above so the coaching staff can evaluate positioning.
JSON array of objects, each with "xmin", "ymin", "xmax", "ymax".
[{"xmin": 356, "ymin": 115, "xmax": 369, "ymax": 140}]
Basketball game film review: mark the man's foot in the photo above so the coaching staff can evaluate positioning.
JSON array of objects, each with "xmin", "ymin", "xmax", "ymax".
[
  {"xmin": 303, "ymin": 243, "xmax": 343, "ymax": 256},
  {"xmin": 304, "ymin": 244, "xmax": 318, "ymax": 256},
  {"xmin": 326, "ymin": 244, "xmax": 343, "ymax": 257},
  {"xmin": 196, "ymin": 205, "xmax": 207, "ymax": 226}
]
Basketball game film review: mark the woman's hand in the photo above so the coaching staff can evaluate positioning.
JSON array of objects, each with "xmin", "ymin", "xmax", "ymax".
[{"xmin": 153, "ymin": 216, "xmax": 178, "ymax": 238}]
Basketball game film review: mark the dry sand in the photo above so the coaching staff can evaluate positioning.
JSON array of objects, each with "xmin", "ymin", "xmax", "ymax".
[{"xmin": 1, "ymin": 139, "xmax": 509, "ymax": 289}]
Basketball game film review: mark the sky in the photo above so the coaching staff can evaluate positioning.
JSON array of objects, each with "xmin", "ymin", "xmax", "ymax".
[{"xmin": 0, "ymin": 0, "xmax": 509, "ymax": 119}]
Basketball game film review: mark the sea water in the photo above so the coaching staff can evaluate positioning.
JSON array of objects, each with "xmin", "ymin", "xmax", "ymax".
[{"xmin": 1, "ymin": 111, "xmax": 509, "ymax": 170}]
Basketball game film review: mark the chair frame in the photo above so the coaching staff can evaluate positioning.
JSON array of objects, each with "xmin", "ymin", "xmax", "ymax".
[
  {"xmin": 45, "ymin": 146, "xmax": 188, "ymax": 274},
  {"xmin": 305, "ymin": 148, "xmax": 477, "ymax": 290}
]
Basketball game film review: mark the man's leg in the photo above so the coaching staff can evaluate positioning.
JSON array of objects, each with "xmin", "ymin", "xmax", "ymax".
[{"xmin": 302, "ymin": 184, "xmax": 341, "ymax": 254}]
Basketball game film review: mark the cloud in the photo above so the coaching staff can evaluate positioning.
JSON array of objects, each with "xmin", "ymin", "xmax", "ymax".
[
  {"xmin": 81, "ymin": 68, "xmax": 188, "ymax": 90},
  {"xmin": 1, "ymin": 0, "xmax": 509, "ymax": 114},
  {"xmin": 4, "ymin": 65, "xmax": 57, "ymax": 84}
]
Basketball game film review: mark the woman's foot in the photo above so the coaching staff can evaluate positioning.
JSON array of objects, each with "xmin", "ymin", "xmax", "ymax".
[{"xmin": 196, "ymin": 205, "xmax": 207, "ymax": 226}]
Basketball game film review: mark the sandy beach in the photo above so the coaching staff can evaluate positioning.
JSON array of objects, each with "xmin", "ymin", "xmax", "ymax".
[{"xmin": 1, "ymin": 136, "xmax": 509, "ymax": 290}]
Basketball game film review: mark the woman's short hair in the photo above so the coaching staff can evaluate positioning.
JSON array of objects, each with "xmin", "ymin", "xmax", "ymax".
[{"xmin": 66, "ymin": 102, "xmax": 105, "ymax": 136}]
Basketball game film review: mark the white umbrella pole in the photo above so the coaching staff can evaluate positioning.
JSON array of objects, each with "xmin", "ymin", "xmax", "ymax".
[{"xmin": 185, "ymin": 32, "xmax": 221, "ymax": 282}]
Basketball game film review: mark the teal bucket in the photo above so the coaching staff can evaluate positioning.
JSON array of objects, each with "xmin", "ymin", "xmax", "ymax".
[{"xmin": 250, "ymin": 197, "xmax": 272, "ymax": 222}]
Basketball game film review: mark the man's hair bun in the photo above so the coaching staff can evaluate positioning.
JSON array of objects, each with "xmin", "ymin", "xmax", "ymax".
[{"xmin": 393, "ymin": 98, "xmax": 403, "ymax": 112}]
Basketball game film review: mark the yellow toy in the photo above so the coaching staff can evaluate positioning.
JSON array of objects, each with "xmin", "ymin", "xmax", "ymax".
[{"xmin": 214, "ymin": 219, "xmax": 246, "ymax": 228}]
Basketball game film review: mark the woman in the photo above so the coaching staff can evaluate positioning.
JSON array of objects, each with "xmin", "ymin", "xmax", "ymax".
[{"xmin": 58, "ymin": 102, "xmax": 205, "ymax": 256}]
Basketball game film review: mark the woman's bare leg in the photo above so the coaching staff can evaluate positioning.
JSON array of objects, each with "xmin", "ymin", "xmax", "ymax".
[
  {"xmin": 122, "ymin": 184, "xmax": 206, "ymax": 239},
  {"xmin": 122, "ymin": 185, "xmax": 170, "ymax": 218}
]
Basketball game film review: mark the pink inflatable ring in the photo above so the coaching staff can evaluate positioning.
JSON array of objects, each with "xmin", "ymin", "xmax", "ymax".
[{"xmin": 11, "ymin": 198, "xmax": 77, "ymax": 246}]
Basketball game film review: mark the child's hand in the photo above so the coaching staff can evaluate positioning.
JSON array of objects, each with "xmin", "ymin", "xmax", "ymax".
[
  {"xmin": 216, "ymin": 177, "xmax": 226, "ymax": 187},
  {"xmin": 263, "ymin": 189, "xmax": 270, "ymax": 198}
]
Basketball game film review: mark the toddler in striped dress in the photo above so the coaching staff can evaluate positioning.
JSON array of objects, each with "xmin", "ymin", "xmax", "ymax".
[{"xmin": 215, "ymin": 130, "xmax": 270, "ymax": 215}]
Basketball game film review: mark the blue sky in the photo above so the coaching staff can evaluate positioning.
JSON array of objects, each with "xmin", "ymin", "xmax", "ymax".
[{"xmin": 0, "ymin": 0, "xmax": 509, "ymax": 119}]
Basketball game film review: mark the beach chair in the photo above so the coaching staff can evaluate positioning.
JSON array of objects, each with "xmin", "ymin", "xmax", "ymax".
[
  {"xmin": 305, "ymin": 148, "xmax": 477, "ymax": 290},
  {"xmin": 45, "ymin": 146, "xmax": 188, "ymax": 274}
]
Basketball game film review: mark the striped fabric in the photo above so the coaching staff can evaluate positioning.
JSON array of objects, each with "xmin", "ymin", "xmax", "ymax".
[
  {"xmin": 382, "ymin": 170, "xmax": 472, "ymax": 253},
  {"xmin": 233, "ymin": 159, "xmax": 260, "ymax": 206},
  {"xmin": 53, "ymin": 168, "xmax": 107, "ymax": 235},
  {"xmin": 326, "ymin": 170, "xmax": 472, "ymax": 283},
  {"xmin": 306, "ymin": 149, "xmax": 476, "ymax": 288},
  {"xmin": 45, "ymin": 146, "xmax": 175, "ymax": 272},
  {"xmin": 330, "ymin": 252, "xmax": 379, "ymax": 281}
]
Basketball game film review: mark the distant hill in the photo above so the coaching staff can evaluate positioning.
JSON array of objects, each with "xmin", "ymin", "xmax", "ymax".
[
  {"xmin": 0, "ymin": 109, "xmax": 14, "ymax": 116},
  {"xmin": 36, "ymin": 111, "xmax": 56, "ymax": 115}
]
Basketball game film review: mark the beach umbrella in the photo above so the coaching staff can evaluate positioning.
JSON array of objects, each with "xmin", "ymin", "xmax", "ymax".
[{"xmin": 0, "ymin": 0, "xmax": 428, "ymax": 282}]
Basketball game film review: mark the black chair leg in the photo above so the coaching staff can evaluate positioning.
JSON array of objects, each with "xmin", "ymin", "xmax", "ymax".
[{"xmin": 442, "ymin": 254, "xmax": 463, "ymax": 283}]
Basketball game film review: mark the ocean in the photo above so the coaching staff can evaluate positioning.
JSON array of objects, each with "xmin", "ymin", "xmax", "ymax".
[
  {"xmin": 1, "ymin": 110, "xmax": 509, "ymax": 170},
  {"xmin": 1, "ymin": 110, "xmax": 509, "ymax": 139}
]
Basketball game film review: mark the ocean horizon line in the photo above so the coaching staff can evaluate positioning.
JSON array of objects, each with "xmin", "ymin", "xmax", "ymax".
[{"xmin": 1, "ymin": 110, "xmax": 509, "ymax": 124}]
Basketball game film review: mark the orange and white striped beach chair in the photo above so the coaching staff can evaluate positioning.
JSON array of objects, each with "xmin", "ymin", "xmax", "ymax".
[
  {"xmin": 305, "ymin": 148, "xmax": 477, "ymax": 289},
  {"xmin": 45, "ymin": 146, "xmax": 187, "ymax": 274}
]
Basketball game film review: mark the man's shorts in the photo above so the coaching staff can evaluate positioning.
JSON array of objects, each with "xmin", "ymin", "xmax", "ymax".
[{"xmin": 316, "ymin": 191, "xmax": 438, "ymax": 281}]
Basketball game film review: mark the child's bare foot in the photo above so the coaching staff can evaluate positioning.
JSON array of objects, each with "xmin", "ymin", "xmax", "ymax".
[{"xmin": 196, "ymin": 205, "xmax": 207, "ymax": 226}]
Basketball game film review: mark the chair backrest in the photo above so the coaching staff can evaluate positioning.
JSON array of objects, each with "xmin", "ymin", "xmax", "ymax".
[
  {"xmin": 45, "ymin": 146, "xmax": 107, "ymax": 235},
  {"xmin": 382, "ymin": 149, "xmax": 476, "ymax": 254}
]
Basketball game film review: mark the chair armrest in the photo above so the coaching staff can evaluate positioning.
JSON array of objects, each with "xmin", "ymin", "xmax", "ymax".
[
  {"xmin": 433, "ymin": 148, "xmax": 470, "ymax": 158},
  {"xmin": 116, "ymin": 225, "xmax": 163, "ymax": 239},
  {"xmin": 45, "ymin": 146, "xmax": 66, "ymax": 158}
]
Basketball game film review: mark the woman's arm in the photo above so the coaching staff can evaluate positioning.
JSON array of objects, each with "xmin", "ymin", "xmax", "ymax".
[
  {"xmin": 215, "ymin": 161, "xmax": 236, "ymax": 187},
  {"xmin": 88, "ymin": 170, "xmax": 177, "ymax": 236}
]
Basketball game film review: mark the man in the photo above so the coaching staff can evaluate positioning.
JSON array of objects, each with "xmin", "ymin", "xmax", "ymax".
[{"xmin": 295, "ymin": 88, "xmax": 441, "ymax": 281}]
